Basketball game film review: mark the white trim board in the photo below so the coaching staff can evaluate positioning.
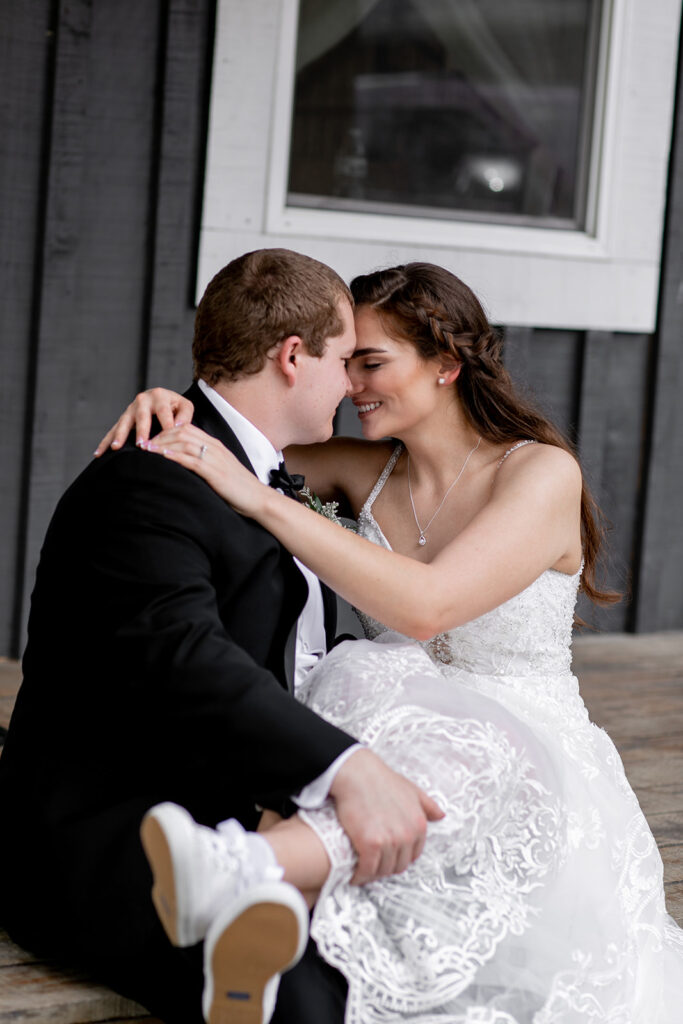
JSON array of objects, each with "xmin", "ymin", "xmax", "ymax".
[{"xmin": 197, "ymin": 0, "xmax": 682, "ymax": 332}]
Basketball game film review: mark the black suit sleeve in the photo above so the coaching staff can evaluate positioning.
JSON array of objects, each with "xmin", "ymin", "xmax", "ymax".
[{"xmin": 28, "ymin": 447, "xmax": 356, "ymax": 815}]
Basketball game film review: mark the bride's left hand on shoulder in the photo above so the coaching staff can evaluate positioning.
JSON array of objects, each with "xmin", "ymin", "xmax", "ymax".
[
  {"xmin": 142, "ymin": 422, "xmax": 265, "ymax": 517},
  {"xmin": 93, "ymin": 387, "xmax": 193, "ymax": 456}
]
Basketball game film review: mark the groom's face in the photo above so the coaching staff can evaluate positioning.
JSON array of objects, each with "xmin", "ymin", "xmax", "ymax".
[{"xmin": 289, "ymin": 299, "xmax": 356, "ymax": 444}]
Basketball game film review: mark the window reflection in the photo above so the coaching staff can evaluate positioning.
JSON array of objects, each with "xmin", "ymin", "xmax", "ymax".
[{"xmin": 288, "ymin": 0, "xmax": 601, "ymax": 228}]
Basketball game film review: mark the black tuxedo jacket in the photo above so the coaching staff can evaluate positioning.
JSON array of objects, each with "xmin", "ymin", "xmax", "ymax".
[{"xmin": 0, "ymin": 383, "xmax": 355, "ymax": 972}]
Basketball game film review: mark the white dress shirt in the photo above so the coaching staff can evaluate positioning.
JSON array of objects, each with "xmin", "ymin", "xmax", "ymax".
[{"xmin": 197, "ymin": 380, "xmax": 359, "ymax": 806}]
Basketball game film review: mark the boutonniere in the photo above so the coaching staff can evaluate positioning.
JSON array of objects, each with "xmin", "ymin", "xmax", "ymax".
[{"xmin": 299, "ymin": 486, "xmax": 357, "ymax": 531}]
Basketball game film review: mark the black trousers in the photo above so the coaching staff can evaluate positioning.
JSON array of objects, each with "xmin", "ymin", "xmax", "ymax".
[
  {"xmin": 272, "ymin": 937, "xmax": 348, "ymax": 1024},
  {"xmin": 100, "ymin": 931, "xmax": 347, "ymax": 1024},
  {"xmin": 3, "ymin": 807, "xmax": 347, "ymax": 1023}
]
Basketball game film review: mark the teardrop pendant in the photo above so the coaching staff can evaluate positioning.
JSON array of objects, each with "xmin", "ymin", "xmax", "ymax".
[{"xmin": 407, "ymin": 438, "xmax": 482, "ymax": 553}]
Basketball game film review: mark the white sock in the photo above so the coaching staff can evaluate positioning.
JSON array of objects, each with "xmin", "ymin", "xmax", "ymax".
[{"xmin": 215, "ymin": 818, "xmax": 284, "ymax": 883}]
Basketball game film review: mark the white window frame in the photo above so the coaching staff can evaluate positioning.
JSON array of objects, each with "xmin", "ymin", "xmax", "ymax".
[{"xmin": 197, "ymin": 0, "xmax": 681, "ymax": 331}]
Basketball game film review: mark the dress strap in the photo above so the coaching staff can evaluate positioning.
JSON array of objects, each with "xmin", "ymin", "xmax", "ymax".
[
  {"xmin": 497, "ymin": 439, "xmax": 537, "ymax": 468},
  {"xmin": 361, "ymin": 444, "xmax": 404, "ymax": 513}
]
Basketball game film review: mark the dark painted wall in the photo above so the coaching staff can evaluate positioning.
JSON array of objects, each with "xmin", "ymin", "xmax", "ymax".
[{"xmin": 1, "ymin": 0, "xmax": 681, "ymax": 657}]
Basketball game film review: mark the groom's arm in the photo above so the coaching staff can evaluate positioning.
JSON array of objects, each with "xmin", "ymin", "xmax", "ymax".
[
  {"xmin": 75, "ymin": 450, "xmax": 442, "ymax": 877},
  {"xmin": 295, "ymin": 744, "xmax": 443, "ymax": 883},
  {"xmin": 72, "ymin": 449, "xmax": 356, "ymax": 807}
]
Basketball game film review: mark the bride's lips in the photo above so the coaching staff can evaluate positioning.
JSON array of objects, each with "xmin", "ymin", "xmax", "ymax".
[{"xmin": 354, "ymin": 401, "xmax": 382, "ymax": 419}]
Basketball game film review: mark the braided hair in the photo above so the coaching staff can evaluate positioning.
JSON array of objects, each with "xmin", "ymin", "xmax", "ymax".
[{"xmin": 350, "ymin": 263, "xmax": 617, "ymax": 608}]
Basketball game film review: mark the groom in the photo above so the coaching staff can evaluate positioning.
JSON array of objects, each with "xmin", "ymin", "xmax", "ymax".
[{"xmin": 0, "ymin": 249, "xmax": 437, "ymax": 1024}]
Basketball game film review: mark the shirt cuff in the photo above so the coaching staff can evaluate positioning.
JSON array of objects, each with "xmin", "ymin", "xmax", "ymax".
[{"xmin": 292, "ymin": 744, "xmax": 363, "ymax": 809}]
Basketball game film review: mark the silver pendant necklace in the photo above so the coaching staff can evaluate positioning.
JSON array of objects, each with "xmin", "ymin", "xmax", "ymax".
[{"xmin": 407, "ymin": 437, "xmax": 481, "ymax": 546}]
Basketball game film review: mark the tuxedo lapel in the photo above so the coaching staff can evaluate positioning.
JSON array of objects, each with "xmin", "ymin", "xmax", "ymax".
[
  {"xmin": 185, "ymin": 382, "xmax": 307, "ymax": 692},
  {"xmin": 184, "ymin": 382, "xmax": 254, "ymax": 473}
]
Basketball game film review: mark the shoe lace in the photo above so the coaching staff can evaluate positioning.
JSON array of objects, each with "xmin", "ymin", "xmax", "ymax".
[
  {"xmin": 205, "ymin": 827, "xmax": 244, "ymax": 874},
  {"xmin": 213, "ymin": 820, "xmax": 283, "ymax": 885}
]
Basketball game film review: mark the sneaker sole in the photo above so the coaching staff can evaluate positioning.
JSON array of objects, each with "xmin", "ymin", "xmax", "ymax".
[
  {"xmin": 140, "ymin": 808, "xmax": 186, "ymax": 946},
  {"xmin": 204, "ymin": 890, "xmax": 307, "ymax": 1024}
]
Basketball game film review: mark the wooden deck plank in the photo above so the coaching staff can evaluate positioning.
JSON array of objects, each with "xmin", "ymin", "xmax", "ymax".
[
  {"xmin": 0, "ymin": 957, "xmax": 151, "ymax": 1023},
  {"xmin": 0, "ymin": 929, "xmax": 36, "ymax": 968},
  {"xmin": 573, "ymin": 631, "xmax": 683, "ymax": 925}
]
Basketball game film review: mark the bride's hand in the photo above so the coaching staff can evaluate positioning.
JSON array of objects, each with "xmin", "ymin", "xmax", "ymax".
[
  {"xmin": 143, "ymin": 423, "xmax": 267, "ymax": 518},
  {"xmin": 93, "ymin": 388, "xmax": 194, "ymax": 456}
]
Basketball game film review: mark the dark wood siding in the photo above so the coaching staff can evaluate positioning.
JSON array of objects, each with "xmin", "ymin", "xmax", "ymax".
[
  {"xmin": 1, "ymin": 0, "xmax": 681, "ymax": 656},
  {"xmin": 0, "ymin": 0, "xmax": 55, "ymax": 658},
  {"xmin": 1, "ymin": 0, "xmax": 215, "ymax": 654},
  {"xmin": 502, "ymin": 327, "xmax": 654, "ymax": 632},
  {"xmin": 19, "ymin": 0, "xmax": 167, "ymax": 649},
  {"xmin": 636, "ymin": 30, "xmax": 683, "ymax": 633}
]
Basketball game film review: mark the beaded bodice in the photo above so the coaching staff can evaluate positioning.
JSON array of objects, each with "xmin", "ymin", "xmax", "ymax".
[{"xmin": 355, "ymin": 444, "xmax": 581, "ymax": 680}]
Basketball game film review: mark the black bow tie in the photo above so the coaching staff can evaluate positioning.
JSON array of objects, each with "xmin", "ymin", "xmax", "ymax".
[{"xmin": 269, "ymin": 461, "xmax": 305, "ymax": 499}]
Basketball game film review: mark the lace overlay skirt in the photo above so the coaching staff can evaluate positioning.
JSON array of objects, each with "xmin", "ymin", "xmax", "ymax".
[{"xmin": 296, "ymin": 638, "xmax": 683, "ymax": 1024}]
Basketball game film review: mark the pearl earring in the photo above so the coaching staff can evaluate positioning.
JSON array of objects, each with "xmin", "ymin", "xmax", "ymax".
[{"xmin": 438, "ymin": 377, "xmax": 446, "ymax": 385}]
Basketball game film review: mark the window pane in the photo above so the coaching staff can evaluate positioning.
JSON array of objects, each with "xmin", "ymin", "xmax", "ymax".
[{"xmin": 288, "ymin": 0, "xmax": 602, "ymax": 228}]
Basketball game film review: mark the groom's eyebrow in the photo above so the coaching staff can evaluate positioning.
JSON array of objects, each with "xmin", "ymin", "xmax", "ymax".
[{"xmin": 351, "ymin": 347, "xmax": 387, "ymax": 358}]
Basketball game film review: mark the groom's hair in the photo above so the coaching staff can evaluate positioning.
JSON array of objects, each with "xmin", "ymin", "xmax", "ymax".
[{"xmin": 193, "ymin": 248, "xmax": 353, "ymax": 384}]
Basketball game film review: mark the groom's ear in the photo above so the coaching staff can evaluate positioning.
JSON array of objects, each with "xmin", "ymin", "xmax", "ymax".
[{"xmin": 272, "ymin": 335, "xmax": 304, "ymax": 388}]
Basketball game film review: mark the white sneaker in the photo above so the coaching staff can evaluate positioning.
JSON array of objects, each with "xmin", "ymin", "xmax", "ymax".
[
  {"xmin": 140, "ymin": 802, "xmax": 283, "ymax": 947},
  {"xmin": 202, "ymin": 881, "xmax": 309, "ymax": 1024}
]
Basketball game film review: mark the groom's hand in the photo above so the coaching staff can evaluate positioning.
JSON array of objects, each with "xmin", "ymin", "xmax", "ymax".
[{"xmin": 329, "ymin": 748, "xmax": 444, "ymax": 885}]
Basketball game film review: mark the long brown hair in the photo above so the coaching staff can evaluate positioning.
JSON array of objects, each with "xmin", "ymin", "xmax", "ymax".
[{"xmin": 350, "ymin": 263, "xmax": 617, "ymax": 607}]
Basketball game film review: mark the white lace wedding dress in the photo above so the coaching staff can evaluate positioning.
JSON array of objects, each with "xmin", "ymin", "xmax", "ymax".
[{"xmin": 296, "ymin": 445, "xmax": 683, "ymax": 1024}]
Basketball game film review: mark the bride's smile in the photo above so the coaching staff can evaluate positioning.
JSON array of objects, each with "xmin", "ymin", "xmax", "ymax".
[
  {"xmin": 348, "ymin": 305, "xmax": 457, "ymax": 443},
  {"xmin": 353, "ymin": 401, "xmax": 382, "ymax": 415}
]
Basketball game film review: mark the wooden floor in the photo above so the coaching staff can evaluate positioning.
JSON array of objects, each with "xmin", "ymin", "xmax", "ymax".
[
  {"xmin": 1, "ymin": 629, "xmax": 682, "ymax": 938},
  {"xmin": 571, "ymin": 631, "xmax": 683, "ymax": 925}
]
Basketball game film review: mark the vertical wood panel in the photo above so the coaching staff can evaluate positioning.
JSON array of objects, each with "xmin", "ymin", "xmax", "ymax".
[
  {"xmin": 576, "ymin": 331, "xmax": 652, "ymax": 631},
  {"xmin": 636, "ymin": 34, "xmax": 683, "ymax": 632},
  {"xmin": 0, "ymin": 1, "xmax": 54, "ymax": 654},
  {"xmin": 19, "ymin": 0, "xmax": 165, "ymax": 641},
  {"xmin": 145, "ymin": 0, "xmax": 215, "ymax": 392},
  {"xmin": 525, "ymin": 330, "xmax": 583, "ymax": 446},
  {"xmin": 505, "ymin": 326, "xmax": 653, "ymax": 632}
]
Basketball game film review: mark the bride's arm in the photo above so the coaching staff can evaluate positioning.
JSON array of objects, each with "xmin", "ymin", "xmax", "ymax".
[
  {"xmin": 93, "ymin": 387, "xmax": 390, "ymax": 510},
  {"xmin": 283, "ymin": 436, "xmax": 394, "ymax": 512},
  {"xmin": 148, "ymin": 424, "xmax": 582, "ymax": 638}
]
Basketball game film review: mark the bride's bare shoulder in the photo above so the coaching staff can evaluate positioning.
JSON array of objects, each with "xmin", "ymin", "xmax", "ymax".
[
  {"xmin": 493, "ymin": 441, "xmax": 582, "ymax": 500},
  {"xmin": 285, "ymin": 437, "xmax": 398, "ymax": 506}
]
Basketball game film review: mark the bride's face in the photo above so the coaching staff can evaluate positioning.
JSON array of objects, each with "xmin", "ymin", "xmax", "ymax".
[{"xmin": 348, "ymin": 306, "xmax": 443, "ymax": 440}]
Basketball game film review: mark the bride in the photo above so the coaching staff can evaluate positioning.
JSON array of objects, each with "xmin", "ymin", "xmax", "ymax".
[{"xmin": 102, "ymin": 262, "xmax": 683, "ymax": 1021}]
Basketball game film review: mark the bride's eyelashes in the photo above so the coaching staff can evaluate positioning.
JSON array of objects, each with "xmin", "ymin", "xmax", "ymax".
[{"xmin": 363, "ymin": 362, "xmax": 383, "ymax": 371}]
